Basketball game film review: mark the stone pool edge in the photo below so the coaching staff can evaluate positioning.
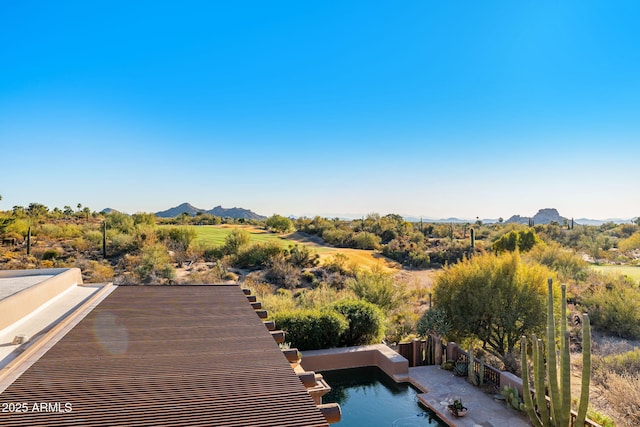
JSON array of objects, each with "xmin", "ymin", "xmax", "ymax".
[{"xmin": 300, "ymin": 344, "xmax": 454, "ymax": 426}]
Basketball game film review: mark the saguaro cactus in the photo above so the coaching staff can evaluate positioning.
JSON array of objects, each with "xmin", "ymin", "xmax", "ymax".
[
  {"xmin": 520, "ymin": 279, "xmax": 591, "ymax": 427},
  {"xmin": 470, "ymin": 228, "xmax": 475, "ymax": 250},
  {"xmin": 102, "ymin": 221, "xmax": 107, "ymax": 258}
]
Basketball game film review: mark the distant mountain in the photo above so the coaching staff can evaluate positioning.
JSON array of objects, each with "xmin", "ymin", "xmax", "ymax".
[
  {"xmin": 155, "ymin": 203, "xmax": 204, "ymax": 218},
  {"xmin": 576, "ymin": 217, "xmax": 635, "ymax": 226},
  {"xmin": 100, "ymin": 208, "xmax": 120, "ymax": 214},
  {"xmin": 208, "ymin": 205, "xmax": 266, "ymax": 220},
  {"xmin": 155, "ymin": 202, "xmax": 266, "ymax": 220},
  {"xmin": 403, "ymin": 216, "xmax": 499, "ymax": 224},
  {"xmin": 506, "ymin": 208, "xmax": 568, "ymax": 225}
]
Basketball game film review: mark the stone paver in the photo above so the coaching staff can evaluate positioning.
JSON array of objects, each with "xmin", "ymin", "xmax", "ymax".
[{"xmin": 408, "ymin": 365, "xmax": 531, "ymax": 427}]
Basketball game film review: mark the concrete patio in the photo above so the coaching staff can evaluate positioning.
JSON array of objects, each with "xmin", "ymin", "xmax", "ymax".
[{"xmin": 409, "ymin": 365, "xmax": 531, "ymax": 427}]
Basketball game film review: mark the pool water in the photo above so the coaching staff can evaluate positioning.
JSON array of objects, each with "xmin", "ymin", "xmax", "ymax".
[{"xmin": 321, "ymin": 366, "xmax": 447, "ymax": 427}]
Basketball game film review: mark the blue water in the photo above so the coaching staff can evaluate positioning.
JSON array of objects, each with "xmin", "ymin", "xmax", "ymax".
[{"xmin": 321, "ymin": 366, "xmax": 447, "ymax": 427}]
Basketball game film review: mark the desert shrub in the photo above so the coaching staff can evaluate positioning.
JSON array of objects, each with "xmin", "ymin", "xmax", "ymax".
[
  {"xmin": 286, "ymin": 244, "xmax": 319, "ymax": 268},
  {"xmin": 428, "ymin": 240, "xmax": 469, "ymax": 266},
  {"xmin": 352, "ymin": 232, "xmax": 381, "ymax": 250},
  {"xmin": 323, "ymin": 253, "xmax": 352, "ymax": 275},
  {"xmin": 38, "ymin": 224, "xmax": 63, "ymax": 238},
  {"xmin": 346, "ymin": 266, "xmax": 404, "ymax": 311},
  {"xmin": 618, "ymin": 232, "xmax": 640, "ymax": 252},
  {"xmin": 383, "ymin": 237, "xmax": 430, "ymax": 267},
  {"xmin": 492, "ymin": 229, "xmax": 542, "ymax": 253},
  {"xmin": 595, "ymin": 348, "xmax": 640, "ymax": 376},
  {"xmin": 322, "ymin": 228, "xmax": 354, "ymax": 247},
  {"xmin": 157, "ymin": 226, "xmax": 197, "ymax": 251},
  {"xmin": 1, "ymin": 231, "xmax": 23, "ymax": 243},
  {"xmin": 330, "ymin": 299, "xmax": 385, "ymax": 346},
  {"xmin": 203, "ymin": 246, "xmax": 224, "ymax": 261},
  {"xmin": 105, "ymin": 211, "xmax": 135, "ymax": 234},
  {"xmin": 222, "ymin": 229, "xmax": 251, "ymax": 255},
  {"xmin": 385, "ymin": 307, "xmax": 419, "ymax": 344},
  {"xmin": 260, "ymin": 288, "xmax": 297, "ymax": 315},
  {"xmin": 581, "ymin": 276, "xmax": 640, "ymax": 339},
  {"xmin": 265, "ymin": 253, "xmax": 301, "ymax": 289},
  {"xmin": 108, "ymin": 232, "xmax": 137, "ymax": 254},
  {"xmin": 265, "ymin": 214, "xmax": 294, "ymax": 233},
  {"xmin": 5, "ymin": 218, "xmax": 29, "ymax": 237},
  {"xmin": 596, "ymin": 371, "xmax": 640, "ymax": 426},
  {"xmin": 132, "ymin": 212, "xmax": 156, "ymax": 227},
  {"xmin": 39, "ymin": 260, "xmax": 54, "ymax": 268},
  {"xmin": 301, "ymin": 270, "xmax": 316, "ymax": 284},
  {"xmin": 158, "ymin": 226, "xmax": 197, "ymax": 266},
  {"xmin": 223, "ymin": 271, "xmax": 238, "ymax": 281},
  {"xmin": 612, "ymin": 223, "xmax": 639, "ymax": 239},
  {"xmin": 586, "ymin": 409, "xmax": 615, "ymax": 427},
  {"xmin": 526, "ymin": 241, "xmax": 588, "ymax": 282},
  {"xmin": 272, "ymin": 309, "xmax": 348, "ymax": 350},
  {"xmin": 233, "ymin": 242, "xmax": 282, "ymax": 269},
  {"xmin": 70, "ymin": 237, "xmax": 89, "ymax": 252},
  {"xmin": 182, "ymin": 267, "xmax": 225, "ymax": 284},
  {"xmin": 42, "ymin": 248, "xmax": 61, "ymax": 260},
  {"xmin": 84, "ymin": 230, "xmax": 103, "ymax": 248},
  {"xmin": 130, "ymin": 243, "xmax": 175, "ymax": 283},
  {"xmin": 76, "ymin": 260, "xmax": 115, "ymax": 282},
  {"xmin": 295, "ymin": 284, "xmax": 354, "ymax": 310},
  {"xmin": 133, "ymin": 224, "xmax": 158, "ymax": 246}
]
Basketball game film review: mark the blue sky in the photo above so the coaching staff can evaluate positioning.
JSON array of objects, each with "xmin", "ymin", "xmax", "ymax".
[{"xmin": 1, "ymin": 1, "xmax": 639, "ymax": 219}]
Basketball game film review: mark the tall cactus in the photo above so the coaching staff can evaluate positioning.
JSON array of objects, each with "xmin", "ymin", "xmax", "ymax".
[
  {"xmin": 521, "ymin": 278, "xmax": 591, "ymax": 427},
  {"xmin": 27, "ymin": 226, "xmax": 31, "ymax": 256},
  {"xmin": 470, "ymin": 228, "xmax": 475, "ymax": 250}
]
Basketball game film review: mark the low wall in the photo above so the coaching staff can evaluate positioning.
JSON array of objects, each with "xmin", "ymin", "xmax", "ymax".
[
  {"xmin": 300, "ymin": 344, "xmax": 409, "ymax": 381},
  {"xmin": 0, "ymin": 268, "xmax": 83, "ymax": 331}
]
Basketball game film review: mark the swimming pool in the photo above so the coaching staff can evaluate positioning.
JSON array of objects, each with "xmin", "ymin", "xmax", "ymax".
[{"xmin": 320, "ymin": 366, "xmax": 447, "ymax": 427}]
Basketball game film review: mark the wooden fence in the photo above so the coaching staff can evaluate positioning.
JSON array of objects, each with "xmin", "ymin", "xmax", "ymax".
[{"xmin": 397, "ymin": 335, "xmax": 443, "ymax": 367}]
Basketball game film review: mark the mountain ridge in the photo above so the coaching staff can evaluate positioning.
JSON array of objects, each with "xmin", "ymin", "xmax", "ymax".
[{"xmin": 154, "ymin": 202, "xmax": 266, "ymax": 220}]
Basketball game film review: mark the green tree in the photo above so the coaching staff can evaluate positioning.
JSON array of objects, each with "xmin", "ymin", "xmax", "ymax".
[
  {"xmin": 493, "ymin": 229, "xmax": 542, "ymax": 253},
  {"xmin": 331, "ymin": 299, "xmax": 385, "ymax": 346},
  {"xmin": 433, "ymin": 252, "xmax": 553, "ymax": 367},
  {"xmin": 27, "ymin": 202, "xmax": 49, "ymax": 217},
  {"xmin": 265, "ymin": 214, "xmax": 294, "ymax": 233}
]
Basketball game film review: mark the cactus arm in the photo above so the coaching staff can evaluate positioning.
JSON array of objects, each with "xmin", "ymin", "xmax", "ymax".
[
  {"xmin": 533, "ymin": 337, "xmax": 550, "ymax": 426},
  {"xmin": 560, "ymin": 284, "xmax": 567, "ymax": 354},
  {"xmin": 521, "ymin": 336, "xmax": 543, "ymax": 427},
  {"xmin": 546, "ymin": 279, "xmax": 562, "ymax": 425},
  {"xmin": 575, "ymin": 314, "xmax": 591, "ymax": 427},
  {"xmin": 560, "ymin": 331, "xmax": 571, "ymax": 427}
]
